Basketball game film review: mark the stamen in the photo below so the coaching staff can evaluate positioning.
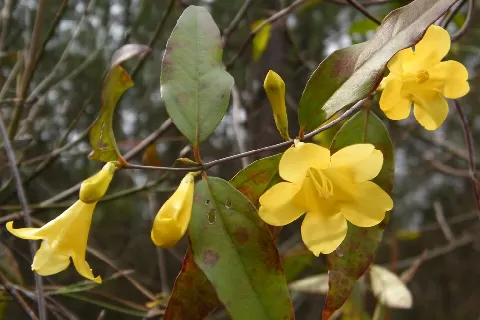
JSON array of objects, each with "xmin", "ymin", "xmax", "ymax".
[{"xmin": 308, "ymin": 168, "xmax": 334, "ymax": 199}]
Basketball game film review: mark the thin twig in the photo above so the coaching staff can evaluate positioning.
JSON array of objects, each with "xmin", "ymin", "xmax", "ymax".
[
  {"xmin": 0, "ymin": 271, "xmax": 39, "ymax": 320},
  {"xmin": 394, "ymin": 233, "xmax": 472, "ymax": 270},
  {"xmin": 0, "ymin": 0, "xmax": 13, "ymax": 53},
  {"xmin": 8, "ymin": 0, "xmax": 48, "ymax": 138},
  {"xmin": 34, "ymin": 0, "xmax": 69, "ymax": 66},
  {"xmin": 451, "ymin": 0, "xmax": 474, "ymax": 41},
  {"xmin": 130, "ymin": 0, "xmax": 176, "ymax": 79},
  {"xmin": 0, "ymin": 114, "xmax": 46, "ymax": 319},
  {"xmin": 454, "ymin": 100, "xmax": 480, "ymax": 219},
  {"xmin": 221, "ymin": 0, "xmax": 254, "ymax": 46},
  {"xmin": 440, "ymin": 0, "xmax": 467, "ymax": 28},
  {"xmin": 433, "ymin": 201, "xmax": 455, "ymax": 242},
  {"xmin": 225, "ymin": 0, "xmax": 310, "ymax": 69},
  {"xmin": 26, "ymin": 0, "xmax": 96, "ymax": 104},
  {"xmin": 346, "ymin": 0, "xmax": 382, "ymax": 25},
  {"xmin": 0, "ymin": 53, "xmax": 23, "ymax": 102},
  {"xmin": 126, "ymin": 98, "xmax": 368, "ymax": 172}
]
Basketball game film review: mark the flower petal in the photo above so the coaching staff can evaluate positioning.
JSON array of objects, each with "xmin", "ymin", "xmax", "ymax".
[
  {"xmin": 412, "ymin": 91, "xmax": 449, "ymax": 130},
  {"xmin": 71, "ymin": 254, "xmax": 102, "ymax": 283},
  {"xmin": 6, "ymin": 221, "xmax": 43, "ymax": 240},
  {"xmin": 151, "ymin": 217, "xmax": 184, "ymax": 248},
  {"xmin": 32, "ymin": 241, "xmax": 70, "ymax": 276},
  {"xmin": 151, "ymin": 173, "xmax": 194, "ymax": 248},
  {"xmin": 330, "ymin": 144, "xmax": 383, "ymax": 182},
  {"xmin": 387, "ymin": 48, "xmax": 415, "ymax": 74},
  {"xmin": 413, "ymin": 25, "xmax": 450, "ymax": 66},
  {"xmin": 259, "ymin": 182, "xmax": 305, "ymax": 226},
  {"xmin": 429, "ymin": 60, "xmax": 470, "ymax": 99},
  {"xmin": 301, "ymin": 211, "xmax": 347, "ymax": 256},
  {"xmin": 279, "ymin": 143, "xmax": 330, "ymax": 184},
  {"xmin": 341, "ymin": 181, "xmax": 393, "ymax": 227},
  {"xmin": 379, "ymin": 77, "xmax": 411, "ymax": 120}
]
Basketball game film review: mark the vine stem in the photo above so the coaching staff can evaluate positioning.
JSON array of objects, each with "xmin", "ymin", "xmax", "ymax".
[
  {"xmin": 453, "ymin": 100, "xmax": 480, "ymax": 219},
  {"xmin": 0, "ymin": 114, "xmax": 46, "ymax": 319},
  {"xmin": 125, "ymin": 98, "xmax": 368, "ymax": 172}
]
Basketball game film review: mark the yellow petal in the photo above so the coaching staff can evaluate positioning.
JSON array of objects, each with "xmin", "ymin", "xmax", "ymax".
[
  {"xmin": 151, "ymin": 217, "xmax": 184, "ymax": 248},
  {"xmin": 264, "ymin": 70, "xmax": 290, "ymax": 141},
  {"xmin": 379, "ymin": 77, "xmax": 411, "ymax": 120},
  {"xmin": 341, "ymin": 181, "xmax": 392, "ymax": 227},
  {"xmin": 413, "ymin": 25, "xmax": 450, "ymax": 66},
  {"xmin": 6, "ymin": 221, "xmax": 43, "ymax": 240},
  {"xmin": 387, "ymin": 48, "xmax": 415, "ymax": 74},
  {"xmin": 301, "ymin": 211, "xmax": 347, "ymax": 255},
  {"xmin": 80, "ymin": 162, "xmax": 116, "ymax": 203},
  {"xmin": 429, "ymin": 60, "xmax": 469, "ymax": 99},
  {"xmin": 32, "ymin": 241, "xmax": 70, "ymax": 276},
  {"xmin": 259, "ymin": 182, "xmax": 305, "ymax": 226},
  {"xmin": 412, "ymin": 91, "xmax": 449, "ymax": 130},
  {"xmin": 330, "ymin": 144, "xmax": 383, "ymax": 182},
  {"xmin": 151, "ymin": 173, "xmax": 194, "ymax": 248},
  {"xmin": 71, "ymin": 254, "xmax": 102, "ymax": 283},
  {"xmin": 280, "ymin": 143, "xmax": 330, "ymax": 184}
]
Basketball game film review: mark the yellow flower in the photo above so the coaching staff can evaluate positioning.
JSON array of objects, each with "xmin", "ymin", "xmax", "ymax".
[
  {"xmin": 258, "ymin": 142, "xmax": 393, "ymax": 255},
  {"xmin": 264, "ymin": 70, "xmax": 291, "ymax": 141},
  {"xmin": 151, "ymin": 173, "xmax": 195, "ymax": 248},
  {"xmin": 5, "ymin": 162, "xmax": 116, "ymax": 283},
  {"xmin": 7, "ymin": 201, "xmax": 101, "ymax": 283},
  {"xmin": 378, "ymin": 25, "xmax": 469, "ymax": 130}
]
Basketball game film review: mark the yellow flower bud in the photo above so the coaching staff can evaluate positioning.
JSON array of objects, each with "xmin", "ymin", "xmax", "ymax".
[
  {"xmin": 264, "ymin": 70, "xmax": 290, "ymax": 141},
  {"xmin": 79, "ymin": 162, "xmax": 116, "ymax": 203},
  {"xmin": 151, "ymin": 173, "xmax": 195, "ymax": 248}
]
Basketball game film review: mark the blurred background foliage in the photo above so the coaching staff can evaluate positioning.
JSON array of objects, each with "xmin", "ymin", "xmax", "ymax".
[{"xmin": 0, "ymin": 0, "xmax": 479, "ymax": 319}]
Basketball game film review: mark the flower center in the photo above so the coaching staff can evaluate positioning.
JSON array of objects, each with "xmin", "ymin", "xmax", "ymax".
[
  {"xmin": 307, "ymin": 168, "xmax": 334, "ymax": 200},
  {"xmin": 401, "ymin": 70, "xmax": 429, "ymax": 84}
]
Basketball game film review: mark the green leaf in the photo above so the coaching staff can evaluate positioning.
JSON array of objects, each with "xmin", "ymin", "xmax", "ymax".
[
  {"xmin": 89, "ymin": 44, "xmax": 150, "ymax": 163},
  {"xmin": 230, "ymin": 154, "xmax": 282, "ymax": 205},
  {"xmin": 189, "ymin": 177, "xmax": 293, "ymax": 320},
  {"xmin": 322, "ymin": 109, "xmax": 394, "ymax": 320},
  {"xmin": 164, "ymin": 247, "xmax": 219, "ymax": 319},
  {"xmin": 161, "ymin": 6, "xmax": 234, "ymax": 146},
  {"xmin": 282, "ymin": 249, "xmax": 315, "ymax": 282},
  {"xmin": 298, "ymin": 0, "xmax": 458, "ymax": 133}
]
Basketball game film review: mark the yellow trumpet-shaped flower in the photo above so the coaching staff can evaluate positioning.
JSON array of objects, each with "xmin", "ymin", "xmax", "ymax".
[
  {"xmin": 80, "ymin": 162, "xmax": 116, "ymax": 203},
  {"xmin": 259, "ymin": 142, "xmax": 393, "ymax": 255},
  {"xmin": 378, "ymin": 25, "xmax": 469, "ymax": 130},
  {"xmin": 151, "ymin": 173, "xmax": 195, "ymax": 248},
  {"xmin": 5, "ymin": 162, "xmax": 117, "ymax": 283},
  {"xmin": 264, "ymin": 70, "xmax": 291, "ymax": 141},
  {"xmin": 7, "ymin": 201, "xmax": 101, "ymax": 283}
]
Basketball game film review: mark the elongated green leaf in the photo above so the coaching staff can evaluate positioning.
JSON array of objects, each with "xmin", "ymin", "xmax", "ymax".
[
  {"xmin": 230, "ymin": 154, "xmax": 282, "ymax": 205},
  {"xmin": 164, "ymin": 247, "xmax": 219, "ymax": 319},
  {"xmin": 323, "ymin": 109, "xmax": 394, "ymax": 320},
  {"xmin": 189, "ymin": 177, "xmax": 293, "ymax": 320},
  {"xmin": 298, "ymin": 0, "xmax": 457, "ymax": 133},
  {"xmin": 161, "ymin": 6, "xmax": 234, "ymax": 146},
  {"xmin": 89, "ymin": 44, "xmax": 150, "ymax": 163}
]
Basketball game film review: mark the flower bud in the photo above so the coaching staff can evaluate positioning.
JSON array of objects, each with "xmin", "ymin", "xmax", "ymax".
[
  {"xmin": 79, "ymin": 162, "xmax": 116, "ymax": 203},
  {"xmin": 151, "ymin": 173, "xmax": 195, "ymax": 248},
  {"xmin": 264, "ymin": 70, "xmax": 290, "ymax": 141}
]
